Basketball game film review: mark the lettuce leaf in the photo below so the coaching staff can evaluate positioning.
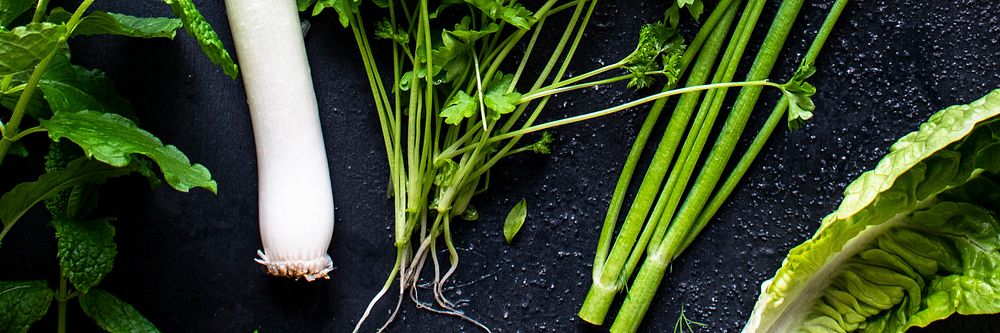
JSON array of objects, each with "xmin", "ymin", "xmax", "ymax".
[{"xmin": 743, "ymin": 89, "xmax": 1000, "ymax": 333}]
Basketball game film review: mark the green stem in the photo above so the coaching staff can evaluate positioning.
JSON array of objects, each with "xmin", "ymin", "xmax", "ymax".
[
  {"xmin": 5, "ymin": 126, "xmax": 46, "ymax": 141},
  {"xmin": 681, "ymin": 0, "xmax": 849, "ymax": 251},
  {"xmin": 578, "ymin": 0, "xmax": 739, "ymax": 324},
  {"xmin": 32, "ymin": 0, "xmax": 51, "ymax": 23},
  {"xmin": 518, "ymin": 75, "xmax": 632, "ymax": 103},
  {"xmin": 0, "ymin": 0, "xmax": 94, "ymax": 167},
  {"xmin": 644, "ymin": 0, "xmax": 766, "ymax": 257},
  {"xmin": 56, "ymin": 277, "xmax": 68, "ymax": 333},
  {"xmin": 589, "ymin": 0, "xmax": 737, "ymax": 273},
  {"xmin": 611, "ymin": 0, "xmax": 807, "ymax": 331},
  {"xmin": 490, "ymin": 81, "xmax": 778, "ymax": 142}
]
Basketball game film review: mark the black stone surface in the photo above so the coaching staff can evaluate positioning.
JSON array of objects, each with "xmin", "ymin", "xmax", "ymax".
[{"xmin": 2, "ymin": 0, "xmax": 999, "ymax": 332}]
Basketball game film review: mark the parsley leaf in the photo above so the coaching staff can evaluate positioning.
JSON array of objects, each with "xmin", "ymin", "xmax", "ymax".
[
  {"xmin": 313, "ymin": 0, "xmax": 359, "ymax": 27},
  {"xmin": 40, "ymin": 111, "xmax": 218, "ymax": 193},
  {"xmin": 0, "ymin": 280, "xmax": 53, "ymax": 333},
  {"xmin": 782, "ymin": 64, "xmax": 817, "ymax": 130},
  {"xmin": 464, "ymin": 0, "xmax": 536, "ymax": 30},
  {"xmin": 440, "ymin": 91, "xmax": 477, "ymax": 125},
  {"xmin": 79, "ymin": 289, "xmax": 159, "ymax": 333},
  {"xmin": 483, "ymin": 72, "xmax": 521, "ymax": 121},
  {"xmin": 163, "ymin": 0, "xmax": 238, "ymax": 78},
  {"xmin": 374, "ymin": 19, "xmax": 409, "ymax": 45},
  {"xmin": 54, "ymin": 218, "xmax": 116, "ymax": 294}
]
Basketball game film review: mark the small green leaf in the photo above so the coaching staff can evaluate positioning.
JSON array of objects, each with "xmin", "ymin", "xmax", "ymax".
[
  {"xmin": 464, "ymin": 0, "xmax": 536, "ymax": 30},
  {"xmin": 164, "ymin": 0, "xmax": 238, "ymax": 78},
  {"xmin": 43, "ymin": 140, "xmax": 84, "ymax": 218},
  {"xmin": 503, "ymin": 198, "xmax": 527, "ymax": 244},
  {"xmin": 313, "ymin": 0, "xmax": 359, "ymax": 27},
  {"xmin": 0, "ymin": 23, "xmax": 67, "ymax": 76},
  {"xmin": 40, "ymin": 111, "xmax": 217, "ymax": 193},
  {"xmin": 374, "ymin": 19, "xmax": 408, "ymax": 45},
  {"xmin": 626, "ymin": 23, "xmax": 685, "ymax": 89},
  {"xmin": 440, "ymin": 91, "xmax": 477, "ymax": 125},
  {"xmin": 79, "ymin": 289, "xmax": 160, "ymax": 333},
  {"xmin": 0, "ymin": 280, "xmax": 53, "ymax": 333},
  {"xmin": 530, "ymin": 132, "xmax": 554, "ymax": 154},
  {"xmin": 782, "ymin": 65, "xmax": 817, "ymax": 130},
  {"xmin": 54, "ymin": 218, "xmax": 116, "ymax": 294},
  {"xmin": 37, "ymin": 53, "xmax": 135, "ymax": 118},
  {"xmin": 0, "ymin": 0, "xmax": 32, "ymax": 28},
  {"xmin": 0, "ymin": 157, "xmax": 135, "ymax": 228},
  {"xmin": 484, "ymin": 73, "xmax": 521, "ymax": 120}
]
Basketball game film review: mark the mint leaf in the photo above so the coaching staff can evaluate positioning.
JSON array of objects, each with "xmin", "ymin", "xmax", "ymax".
[
  {"xmin": 464, "ymin": 0, "xmax": 535, "ymax": 30},
  {"xmin": 79, "ymin": 289, "xmax": 160, "ymax": 333},
  {"xmin": 0, "ymin": 23, "xmax": 67, "ymax": 76},
  {"xmin": 782, "ymin": 64, "xmax": 817, "ymax": 130},
  {"xmin": 313, "ymin": 0, "xmax": 359, "ymax": 27},
  {"xmin": 483, "ymin": 72, "xmax": 521, "ymax": 121},
  {"xmin": 48, "ymin": 8, "xmax": 182, "ymax": 39},
  {"xmin": 41, "ymin": 111, "xmax": 217, "ymax": 193},
  {"xmin": 37, "ymin": 53, "xmax": 134, "ymax": 118},
  {"xmin": 440, "ymin": 91, "xmax": 477, "ymax": 125},
  {"xmin": 0, "ymin": 0, "xmax": 32, "ymax": 28},
  {"xmin": 43, "ymin": 141, "xmax": 84, "ymax": 218},
  {"xmin": 0, "ymin": 157, "xmax": 135, "ymax": 228},
  {"xmin": 503, "ymin": 198, "xmax": 527, "ymax": 244},
  {"xmin": 163, "ymin": 0, "xmax": 238, "ymax": 79},
  {"xmin": 0, "ymin": 280, "xmax": 53, "ymax": 333},
  {"xmin": 54, "ymin": 218, "xmax": 116, "ymax": 294}
]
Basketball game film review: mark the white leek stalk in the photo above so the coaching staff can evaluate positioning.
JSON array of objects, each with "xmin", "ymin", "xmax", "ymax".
[{"xmin": 224, "ymin": 0, "xmax": 334, "ymax": 281}]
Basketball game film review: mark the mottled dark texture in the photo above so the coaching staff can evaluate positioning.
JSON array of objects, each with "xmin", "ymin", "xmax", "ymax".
[{"xmin": 2, "ymin": 0, "xmax": 999, "ymax": 332}]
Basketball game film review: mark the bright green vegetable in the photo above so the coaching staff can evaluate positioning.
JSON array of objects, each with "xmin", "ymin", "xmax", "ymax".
[
  {"xmin": 503, "ymin": 198, "xmax": 527, "ymax": 244},
  {"xmin": 744, "ymin": 88, "xmax": 1000, "ymax": 333},
  {"xmin": 0, "ymin": 0, "xmax": 233, "ymax": 330},
  {"xmin": 329, "ymin": 0, "xmax": 812, "ymax": 330}
]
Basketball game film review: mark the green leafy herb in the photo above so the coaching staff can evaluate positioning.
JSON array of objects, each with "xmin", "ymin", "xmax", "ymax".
[
  {"xmin": 313, "ymin": 0, "xmax": 359, "ymax": 27},
  {"xmin": 41, "ymin": 111, "xmax": 217, "ymax": 193},
  {"xmin": 0, "ymin": 280, "xmax": 53, "ymax": 333},
  {"xmin": 483, "ymin": 72, "xmax": 521, "ymax": 121},
  {"xmin": 0, "ymin": 157, "xmax": 135, "ymax": 228},
  {"xmin": 744, "ymin": 89, "xmax": 1000, "ymax": 333},
  {"xmin": 463, "ymin": 0, "xmax": 535, "ymax": 30},
  {"xmin": 79, "ymin": 289, "xmax": 160, "ymax": 333},
  {"xmin": 47, "ymin": 8, "xmax": 183, "ymax": 39},
  {"xmin": 0, "ymin": 0, "xmax": 33, "ymax": 28},
  {"xmin": 35, "ymin": 53, "xmax": 134, "ymax": 118},
  {"xmin": 54, "ymin": 218, "xmax": 117, "ymax": 294},
  {"xmin": 163, "ymin": 0, "xmax": 239, "ymax": 78},
  {"xmin": 0, "ymin": 23, "xmax": 66, "ymax": 76},
  {"xmin": 440, "ymin": 91, "xmax": 477, "ymax": 125},
  {"xmin": 503, "ymin": 198, "xmax": 527, "ymax": 244},
  {"xmin": 374, "ymin": 19, "xmax": 409, "ymax": 45},
  {"xmin": 781, "ymin": 64, "xmax": 816, "ymax": 130}
]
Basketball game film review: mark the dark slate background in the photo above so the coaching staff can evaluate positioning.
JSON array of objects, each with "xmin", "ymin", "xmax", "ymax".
[{"xmin": 2, "ymin": 0, "xmax": 999, "ymax": 332}]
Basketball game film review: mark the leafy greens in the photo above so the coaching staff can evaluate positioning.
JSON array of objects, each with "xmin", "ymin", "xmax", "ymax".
[{"xmin": 743, "ymin": 89, "xmax": 1000, "ymax": 333}]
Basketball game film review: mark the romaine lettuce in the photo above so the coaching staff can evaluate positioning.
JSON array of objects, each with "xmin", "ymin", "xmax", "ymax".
[{"xmin": 744, "ymin": 89, "xmax": 1000, "ymax": 333}]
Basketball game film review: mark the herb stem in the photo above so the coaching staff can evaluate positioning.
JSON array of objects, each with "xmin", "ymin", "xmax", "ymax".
[
  {"xmin": 611, "ymin": 0, "xmax": 807, "ymax": 330},
  {"xmin": 491, "ymin": 81, "xmax": 778, "ymax": 142},
  {"xmin": 56, "ymin": 277, "xmax": 68, "ymax": 333},
  {"xmin": 32, "ymin": 0, "xmax": 51, "ymax": 23},
  {"xmin": 683, "ymin": 0, "xmax": 849, "ymax": 251}
]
